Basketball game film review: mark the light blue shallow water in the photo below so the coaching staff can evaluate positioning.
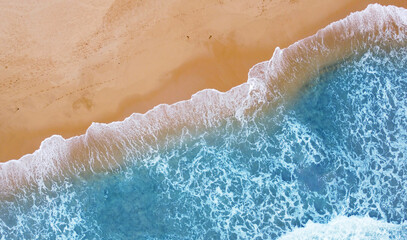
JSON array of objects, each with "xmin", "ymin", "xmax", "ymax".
[{"xmin": 1, "ymin": 46, "xmax": 407, "ymax": 239}]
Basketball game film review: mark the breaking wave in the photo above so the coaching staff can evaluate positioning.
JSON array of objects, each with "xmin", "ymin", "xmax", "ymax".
[{"xmin": 1, "ymin": 4, "xmax": 407, "ymax": 239}]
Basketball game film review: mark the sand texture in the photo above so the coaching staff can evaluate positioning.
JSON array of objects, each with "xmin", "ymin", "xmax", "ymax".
[{"xmin": 1, "ymin": 0, "xmax": 407, "ymax": 162}]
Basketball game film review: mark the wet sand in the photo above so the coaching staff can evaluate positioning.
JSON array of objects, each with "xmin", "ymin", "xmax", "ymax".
[{"xmin": 1, "ymin": 0, "xmax": 407, "ymax": 162}]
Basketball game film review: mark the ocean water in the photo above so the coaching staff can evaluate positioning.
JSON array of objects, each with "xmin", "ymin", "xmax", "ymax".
[{"xmin": 1, "ymin": 4, "xmax": 407, "ymax": 240}]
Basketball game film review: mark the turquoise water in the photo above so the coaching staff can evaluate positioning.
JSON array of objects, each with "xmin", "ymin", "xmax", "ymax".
[
  {"xmin": 1, "ymin": 44, "xmax": 406, "ymax": 239},
  {"xmin": 0, "ymin": 44, "xmax": 407, "ymax": 239}
]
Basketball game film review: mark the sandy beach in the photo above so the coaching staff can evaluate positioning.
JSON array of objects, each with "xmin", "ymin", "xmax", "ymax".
[{"xmin": 1, "ymin": 0, "xmax": 406, "ymax": 162}]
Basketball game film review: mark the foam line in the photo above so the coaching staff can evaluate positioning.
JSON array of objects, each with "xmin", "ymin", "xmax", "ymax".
[
  {"xmin": 1, "ymin": 4, "xmax": 406, "ymax": 196},
  {"xmin": 279, "ymin": 216, "xmax": 407, "ymax": 240}
]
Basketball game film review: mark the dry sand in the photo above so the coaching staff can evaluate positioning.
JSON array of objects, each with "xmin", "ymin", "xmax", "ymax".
[{"xmin": 1, "ymin": 0, "xmax": 406, "ymax": 162}]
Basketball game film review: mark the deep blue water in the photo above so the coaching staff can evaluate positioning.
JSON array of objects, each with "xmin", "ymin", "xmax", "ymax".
[{"xmin": 1, "ymin": 46, "xmax": 407, "ymax": 239}]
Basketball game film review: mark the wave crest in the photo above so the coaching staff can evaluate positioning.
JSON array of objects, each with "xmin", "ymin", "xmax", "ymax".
[
  {"xmin": 279, "ymin": 216, "xmax": 407, "ymax": 240},
  {"xmin": 1, "ymin": 4, "xmax": 407, "ymax": 196}
]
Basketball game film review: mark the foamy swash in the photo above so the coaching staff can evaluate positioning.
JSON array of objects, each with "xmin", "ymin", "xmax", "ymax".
[
  {"xmin": 0, "ymin": 3, "xmax": 406, "ymax": 195},
  {"xmin": 1, "ymin": 4, "xmax": 407, "ymax": 239},
  {"xmin": 0, "ymin": 4, "xmax": 403, "ymax": 194}
]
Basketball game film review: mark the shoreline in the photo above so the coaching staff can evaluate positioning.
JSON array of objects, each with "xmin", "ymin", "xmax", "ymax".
[
  {"xmin": 1, "ymin": 0, "xmax": 407, "ymax": 162},
  {"xmin": 0, "ymin": 4, "xmax": 406, "ymax": 196}
]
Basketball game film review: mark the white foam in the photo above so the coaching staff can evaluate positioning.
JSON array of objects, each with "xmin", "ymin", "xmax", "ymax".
[
  {"xmin": 1, "ymin": 4, "xmax": 407, "ymax": 195},
  {"xmin": 279, "ymin": 215, "xmax": 407, "ymax": 240}
]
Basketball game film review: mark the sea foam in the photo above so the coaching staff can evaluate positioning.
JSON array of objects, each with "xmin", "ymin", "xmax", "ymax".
[
  {"xmin": 279, "ymin": 216, "xmax": 407, "ymax": 240},
  {"xmin": 1, "ymin": 4, "xmax": 407, "ymax": 239},
  {"xmin": 1, "ymin": 4, "xmax": 407, "ymax": 197}
]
